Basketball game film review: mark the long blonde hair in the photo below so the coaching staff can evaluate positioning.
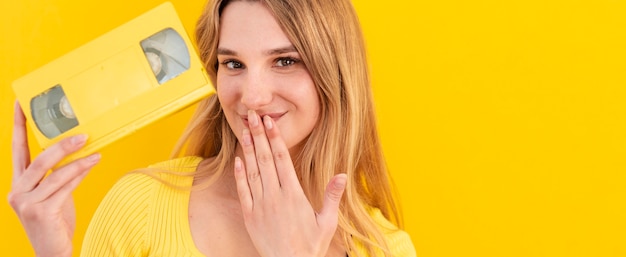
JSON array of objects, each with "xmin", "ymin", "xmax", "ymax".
[{"xmin": 173, "ymin": 0, "xmax": 403, "ymax": 255}]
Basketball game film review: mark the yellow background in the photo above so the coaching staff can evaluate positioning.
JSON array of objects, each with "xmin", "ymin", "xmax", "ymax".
[{"xmin": 1, "ymin": 0, "xmax": 625, "ymax": 256}]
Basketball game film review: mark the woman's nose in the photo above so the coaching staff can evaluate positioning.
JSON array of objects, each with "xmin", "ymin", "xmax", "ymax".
[{"xmin": 240, "ymin": 71, "xmax": 273, "ymax": 110}]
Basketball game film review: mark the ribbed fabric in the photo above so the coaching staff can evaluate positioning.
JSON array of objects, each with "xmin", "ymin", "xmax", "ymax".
[
  {"xmin": 80, "ymin": 156, "xmax": 416, "ymax": 256},
  {"xmin": 358, "ymin": 208, "xmax": 417, "ymax": 257}
]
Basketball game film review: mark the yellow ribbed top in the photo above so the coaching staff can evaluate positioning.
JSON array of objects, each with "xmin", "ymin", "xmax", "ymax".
[{"xmin": 81, "ymin": 157, "xmax": 416, "ymax": 256}]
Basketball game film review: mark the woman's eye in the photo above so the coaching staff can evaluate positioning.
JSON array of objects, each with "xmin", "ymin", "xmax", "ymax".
[
  {"xmin": 275, "ymin": 57, "xmax": 299, "ymax": 67},
  {"xmin": 222, "ymin": 60, "xmax": 243, "ymax": 69}
]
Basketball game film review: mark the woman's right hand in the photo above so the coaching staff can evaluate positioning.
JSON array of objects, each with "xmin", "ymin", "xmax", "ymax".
[{"xmin": 8, "ymin": 101, "xmax": 101, "ymax": 257}]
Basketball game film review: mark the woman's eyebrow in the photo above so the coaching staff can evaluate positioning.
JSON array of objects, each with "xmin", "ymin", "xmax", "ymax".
[
  {"xmin": 216, "ymin": 45, "xmax": 297, "ymax": 56},
  {"xmin": 217, "ymin": 48, "xmax": 237, "ymax": 55},
  {"xmin": 266, "ymin": 45, "xmax": 297, "ymax": 55}
]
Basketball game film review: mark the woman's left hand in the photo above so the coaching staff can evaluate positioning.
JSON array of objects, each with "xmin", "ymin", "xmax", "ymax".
[{"xmin": 234, "ymin": 110, "xmax": 347, "ymax": 257}]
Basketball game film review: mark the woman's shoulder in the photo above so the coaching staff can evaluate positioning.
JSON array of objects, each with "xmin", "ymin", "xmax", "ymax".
[
  {"xmin": 146, "ymin": 156, "xmax": 204, "ymax": 171},
  {"xmin": 114, "ymin": 156, "xmax": 204, "ymax": 187},
  {"xmin": 96, "ymin": 156, "xmax": 204, "ymax": 207},
  {"xmin": 368, "ymin": 207, "xmax": 417, "ymax": 257},
  {"xmin": 81, "ymin": 156, "xmax": 204, "ymax": 256}
]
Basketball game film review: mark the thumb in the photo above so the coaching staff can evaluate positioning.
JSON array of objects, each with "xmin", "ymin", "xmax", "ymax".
[{"xmin": 317, "ymin": 173, "xmax": 347, "ymax": 230}]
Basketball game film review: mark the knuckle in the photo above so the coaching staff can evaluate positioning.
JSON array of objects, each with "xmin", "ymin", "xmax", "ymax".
[
  {"xmin": 256, "ymin": 153, "xmax": 274, "ymax": 165},
  {"xmin": 247, "ymin": 170, "xmax": 261, "ymax": 182},
  {"xmin": 12, "ymin": 198, "xmax": 38, "ymax": 218},
  {"xmin": 45, "ymin": 173, "xmax": 63, "ymax": 186},
  {"xmin": 7, "ymin": 192, "xmax": 20, "ymax": 210},
  {"xmin": 11, "ymin": 140, "xmax": 23, "ymax": 151},
  {"xmin": 77, "ymin": 157, "xmax": 94, "ymax": 170},
  {"xmin": 60, "ymin": 138, "xmax": 76, "ymax": 153},
  {"xmin": 327, "ymin": 188, "xmax": 344, "ymax": 201},
  {"xmin": 273, "ymin": 150, "xmax": 289, "ymax": 161},
  {"xmin": 267, "ymin": 131, "xmax": 283, "ymax": 142},
  {"xmin": 28, "ymin": 160, "xmax": 46, "ymax": 173}
]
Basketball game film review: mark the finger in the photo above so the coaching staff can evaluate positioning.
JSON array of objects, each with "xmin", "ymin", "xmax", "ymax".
[
  {"xmin": 12, "ymin": 101, "xmax": 30, "ymax": 183},
  {"xmin": 30, "ymin": 153, "xmax": 100, "ymax": 203},
  {"xmin": 17, "ymin": 134, "xmax": 87, "ymax": 193},
  {"xmin": 44, "ymin": 157, "xmax": 96, "ymax": 210},
  {"xmin": 234, "ymin": 157, "xmax": 253, "ymax": 212},
  {"xmin": 317, "ymin": 174, "xmax": 347, "ymax": 231},
  {"xmin": 248, "ymin": 111, "xmax": 279, "ymax": 192},
  {"xmin": 262, "ymin": 116, "xmax": 299, "ymax": 191},
  {"xmin": 240, "ymin": 128, "xmax": 264, "ymax": 201}
]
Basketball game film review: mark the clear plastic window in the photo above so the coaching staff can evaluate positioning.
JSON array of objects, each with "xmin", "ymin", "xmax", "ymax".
[
  {"xmin": 31, "ymin": 85, "xmax": 79, "ymax": 139},
  {"xmin": 140, "ymin": 28, "xmax": 190, "ymax": 84}
]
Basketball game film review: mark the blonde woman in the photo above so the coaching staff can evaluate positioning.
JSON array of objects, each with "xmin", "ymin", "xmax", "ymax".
[{"xmin": 10, "ymin": 0, "xmax": 416, "ymax": 256}]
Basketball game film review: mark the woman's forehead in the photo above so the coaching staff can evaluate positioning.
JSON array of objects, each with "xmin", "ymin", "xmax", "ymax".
[{"xmin": 217, "ymin": 1, "xmax": 292, "ymax": 53}]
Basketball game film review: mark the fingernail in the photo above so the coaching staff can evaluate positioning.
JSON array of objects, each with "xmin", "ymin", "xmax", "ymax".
[
  {"xmin": 235, "ymin": 157, "xmax": 242, "ymax": 171},
  {"xmin": 242, "ymin": 129, "xmax": 252, "ymax": 146},
  {"xmin": 248, "ymin": 110, "xmax": 258, "ymax": 127},
  {"xmin": 263, "ymin": 115, "xmax": 273, "ymax": 129},
  {"xmin": 87, "ymin": 153, "xmax": 101, "ymax": 163},
  {"xmin": 72, "ymin": 134, "xmax": 87, "ymax": 146},
  {"xmin": 334, "ymin": 176, "xmax": 347, "ymax": 190}
]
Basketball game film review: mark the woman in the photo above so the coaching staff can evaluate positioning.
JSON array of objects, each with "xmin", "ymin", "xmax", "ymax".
[{"xmin": 9, "ymin": 0, "xmax": 416, "ymax": 256}]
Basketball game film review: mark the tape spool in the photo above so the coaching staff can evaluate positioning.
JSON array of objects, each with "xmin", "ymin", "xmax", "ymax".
[
  {"xmin": 31, "ymin": 85, "xmax": 79, "ymax": 139},
  {"xmin": 140, "ymin": 28, "xmax": 190, "ymax": 84}
]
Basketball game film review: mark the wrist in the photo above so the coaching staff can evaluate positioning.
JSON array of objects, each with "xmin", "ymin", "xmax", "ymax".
[{"xmin": 36, "ymin": 248, "xmax": 72, "ymax": 257}]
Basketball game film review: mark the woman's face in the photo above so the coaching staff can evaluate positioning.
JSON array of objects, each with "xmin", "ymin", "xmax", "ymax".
[{"xmin": 217, "ymin": 1, "xmax": 320, "ymax": 153}]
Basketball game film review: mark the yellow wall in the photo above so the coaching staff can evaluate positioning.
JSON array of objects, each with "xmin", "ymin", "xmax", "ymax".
[{"xmin": 1, "ymin": 0, "xmax": 625, "ymax": 256}]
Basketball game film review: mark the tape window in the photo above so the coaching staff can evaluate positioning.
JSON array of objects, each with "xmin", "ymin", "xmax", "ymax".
[
  {"xmin": 31, "ymin": 85, "xmax": 79, "ymax": 139},
  {"xmin": 140, "ymin": 28, "xmax": 190, "ymax": 84}
]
